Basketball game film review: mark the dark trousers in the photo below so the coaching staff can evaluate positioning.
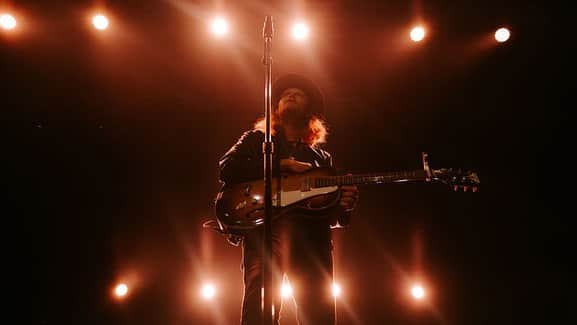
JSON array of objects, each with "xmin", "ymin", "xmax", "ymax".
[{"xmin": 240, "ymin": 217, "xmax": 336, "ymax": 325}]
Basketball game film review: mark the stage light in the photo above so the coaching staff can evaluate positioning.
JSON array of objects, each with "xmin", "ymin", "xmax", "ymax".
[
  {"xmin": 292, "ymin": 22, "xmax": 309, "ymax": 40},
  {"xmin": 410, "ymin": 26, "xmax": 426, "ymax": 42},
  {"xmin": 114, "ymin": 283, "xmax": 128, "ymax": 298},
  {"xmin": 92, "ymin": 14, "xmax": 109, "ymax": 30},
  {"xmin": 411, "ymin": 284, "xmax": 425, "ymax": 300},
  {"xmin": 281, "ymin": 283, "xmax": 293, "ymax": 299},
  {"xmin": 495, "ymin": 27, "xmax": 510, "ymax": 42},
  {"xmin": 201, "ymin": 283, "xmax": 217, "ymax": 300},
  {"xmin": 0, "ymin": 13, "xmax": 16, "ymax": 30},
  {"xmin": 210, "ymin": 17, "xmax": 229, "ymax": 37},
  {"xmin": 332, "ymin": 283, "xmax": 342, "ymax": 298}
]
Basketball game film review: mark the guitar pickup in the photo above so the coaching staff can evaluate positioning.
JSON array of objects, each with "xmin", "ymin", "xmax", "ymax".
[{"xmin": 235, "ymin": 201, "xmax": 247, "ymax": 210}]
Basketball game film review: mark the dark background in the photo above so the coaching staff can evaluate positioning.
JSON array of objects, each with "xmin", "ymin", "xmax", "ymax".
[{"xmin": 3, "ymin": 0, "xmax": 571, "ymax": 324}]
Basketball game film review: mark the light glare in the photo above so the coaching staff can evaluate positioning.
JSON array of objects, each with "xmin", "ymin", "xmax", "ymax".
[
  {"xmin": 114, "ymin": 283, "xmax": 128, "ymax": 297},
  {"xmin": 332, "ymin": 283, "xmax": 342, "ymax": 298},
  {"xmin": 411, "ymin": 284, "xmax": 425, "ymax": 300},
  {"xmin": 292, "ymin": 22, "xmax": 309, "ymax": 40},
  {"xmin": 410, "ymin": 26, "xmax": 426, "ymax": 42},
  {"xmin": 281, "ymin": 283, "xmax": 293, "ymax": 298},
  {"xmin": 92, "ymin": 15, "xmax": 109, "ymax": 30},
  {"xmin": 0, "ymin": 13, "xmax": 16, "ymax": 30},
  {"xmin": 211, "ymin": 17, "xmax": 229, "ymax": 37},
  {"xmin": 201, "ymin": 283, "xmax": 216, "ymax": 299},
  {"xmin": 495, "ymin": 27, "xmax": 510, "ymax": 42}
]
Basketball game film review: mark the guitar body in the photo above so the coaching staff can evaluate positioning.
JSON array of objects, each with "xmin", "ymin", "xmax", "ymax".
[{"xmin": 214, "ymin": 167, "xmax": 341, "ymax": 234}]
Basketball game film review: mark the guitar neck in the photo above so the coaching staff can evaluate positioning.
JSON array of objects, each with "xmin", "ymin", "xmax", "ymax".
[{"xmin": 313, "ymin": 170, "xmax": 428, "ymax": 187}]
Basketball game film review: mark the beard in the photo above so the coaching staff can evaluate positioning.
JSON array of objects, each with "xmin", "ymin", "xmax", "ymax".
[{"xmin": 278, "ymin": 106, "xmax": 310, "ymax": 131}]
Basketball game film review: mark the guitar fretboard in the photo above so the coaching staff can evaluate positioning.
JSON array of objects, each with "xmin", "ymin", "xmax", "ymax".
[{"xmin": 313, "ymin": 170, "xmax": 427, "ymax": 188}]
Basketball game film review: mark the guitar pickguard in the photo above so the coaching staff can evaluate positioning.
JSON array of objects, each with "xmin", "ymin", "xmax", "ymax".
[{"xmin": 279, "ymin": 186, "xmax": 339, "ymax": 207}]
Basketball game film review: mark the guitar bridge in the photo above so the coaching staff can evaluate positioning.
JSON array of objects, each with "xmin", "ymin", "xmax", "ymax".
[
  {"xmin": 422, "ymin": 152, "xmax": 432, "ymax": 182},
  {"xmin": 243, "ymin": 184, "xmax": 251, "ymax": 196}
]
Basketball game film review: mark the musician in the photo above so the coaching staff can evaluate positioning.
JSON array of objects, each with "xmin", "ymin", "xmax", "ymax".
[{"xmin": 218, "ymin": 73, "xmax": 359, "ymax": 324}]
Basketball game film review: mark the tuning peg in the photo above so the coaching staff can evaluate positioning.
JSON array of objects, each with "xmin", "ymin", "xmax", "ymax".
[
  {"xmin": 453, "ymin": 185, "xmax": 459, "ymax": 192},
  {"xmin": 472, "ymin": 186, "xmax": 478, "ymax": 192},
  {"xmin": 463, "ymin": 186, "xmax": 468, "ymax": 192}
]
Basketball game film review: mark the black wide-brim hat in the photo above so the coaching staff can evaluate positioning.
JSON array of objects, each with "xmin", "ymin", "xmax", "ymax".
[{"xmin": 272, "ymin": 73, "xmax": 325, "ymax": 118}]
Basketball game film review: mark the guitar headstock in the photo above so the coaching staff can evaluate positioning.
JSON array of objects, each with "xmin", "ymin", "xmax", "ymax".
[
  {"xmin": 431, "ymin": 168, "xmax": 480, "ymax": 192},
  {"xmin": 422, "ymin": 152, "xmax": 480, "ymax": 192}
]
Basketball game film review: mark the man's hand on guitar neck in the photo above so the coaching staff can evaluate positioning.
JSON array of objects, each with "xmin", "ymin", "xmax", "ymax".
[
  {"xmin": 280, "ymin": 158, "xmax": 313, "ymax": 173},
  {"xmin": 340, "ymin": 174, "xmax": 359, "ymax": 213},
  {"xmin": 339, "ymin": 186, "xmax": 359, "ymax": 212}
]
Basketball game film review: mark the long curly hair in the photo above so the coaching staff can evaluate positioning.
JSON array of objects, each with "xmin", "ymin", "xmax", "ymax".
[{"xmin": 253, "ymin": 115, "xmax": 328, "ymax": 147}]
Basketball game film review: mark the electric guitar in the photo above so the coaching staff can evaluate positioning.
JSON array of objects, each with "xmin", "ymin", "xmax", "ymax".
[{"xmin": 213, "ymin": 153, "xmax": 480, "ymax": 234}]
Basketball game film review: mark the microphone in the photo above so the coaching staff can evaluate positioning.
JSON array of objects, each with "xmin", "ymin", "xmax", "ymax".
[{"xmin": 263, "ymin": 16, "xmax": 274, "ymax": 38}]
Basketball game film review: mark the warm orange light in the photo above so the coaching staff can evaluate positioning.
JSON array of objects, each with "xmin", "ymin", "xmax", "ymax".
[
  {"xmin": 281, "ymin": 283, "xmax": 293, "ymax": 298},
  {"xmin": 210, "ymin": 17, "xmax": 229, "ymax": 37},
  {"xmin": 92, "ymin": 14, "xmax": 109, "ymax": 30},
  {"xmin": 114, "ymin": 283, "xmax": 128, "ymax": 298},
  {"xmin": 201, "ymin": 283, "xmax": 216, "ymax": 299},
  {"xmin": 495, "ymin": 27, "xmax": 510, "ymax": 42},
  {"xmin": 410, "ymin": 26, "xmax": 426, "ymax": 42},
  {"xmin": 292, "ymin": 22, "xmax": 309, "ymax": 40},
  {"xmin": 411, "ymin": 284, "xmax": 425, "ymax": 300},
  {"xmin": 0, "ymin": 13, "xmax": 17, "ymax": 30},
  {"xmin": 332, "ymin": 283, "xmax": 342, "ymax": 298}
]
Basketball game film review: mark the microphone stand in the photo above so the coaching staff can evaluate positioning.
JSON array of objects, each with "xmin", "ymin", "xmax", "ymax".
[{"xmin": 261, "ymin": 15, "xmax": 274, "ymax": 325}]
